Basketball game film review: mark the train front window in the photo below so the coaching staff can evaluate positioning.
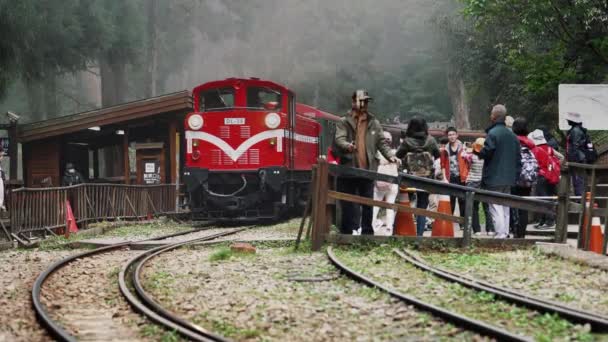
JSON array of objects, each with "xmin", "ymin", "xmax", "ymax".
[
  {"xmin": 247, "ymin": 87, "xmax": 282, "ymax": 110},
  {"xmin": 199, "ymin": 88, "xmax": 235, "ymax": 111}
]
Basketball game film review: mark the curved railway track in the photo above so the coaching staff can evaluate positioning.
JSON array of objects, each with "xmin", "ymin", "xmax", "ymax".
[
  {"xmin": 395, "ymin": 248, "xmax": 608, "ymax": 331},
  {"xmin": 32, "ymin": 224, "xmax": 246, "ymax": 342},
  {"xmin": 327, "ymin": 246, "xmax": 532, "ymax": 341},
  {"xmin": 118, "ymin": 229, "xmax": 248, "ymax": 342}
]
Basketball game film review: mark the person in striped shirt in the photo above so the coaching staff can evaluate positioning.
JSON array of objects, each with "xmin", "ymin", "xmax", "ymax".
[{"xmin": 463, "ymin": 138, "xmax": 493, "ymax": 235}]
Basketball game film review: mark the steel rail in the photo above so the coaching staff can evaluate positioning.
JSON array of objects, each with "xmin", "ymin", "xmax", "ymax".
[
  {"xmin": 326, "ymin": 246, "xmax": 531, "ymax": 342},
  {"xmin": 31, "ymin": 223, "xmax": 219, "ymax": 342},
  {"xmin": 396, "ymin": 248, "xmax": 608, "ymax": 331},
  {"xmin": 120, "ymin": 228, "xmax": 252, "ymax": 342}
]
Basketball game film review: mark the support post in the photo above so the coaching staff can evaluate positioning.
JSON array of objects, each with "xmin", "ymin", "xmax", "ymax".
[
  {"xmin": 555, "ymin": 169, "xmax": 570, "ymax": 243},
  {"xmin": 123, "ymin": 130, "xmax": 130, "ymax": 184},
  {"xmin": 584, "ymin": 168, "xmax": 596, "ymax": 250},
  {"xmin": 8, "ymin": 122, "xmax": 17, "ymax": 181},
  {"xmin": 312, "ymin": 158, "xmax": 329, "ymax": 251},
  {"xmin": 462, "ymin": 191, "xmax": 474, "ymax": 247}
]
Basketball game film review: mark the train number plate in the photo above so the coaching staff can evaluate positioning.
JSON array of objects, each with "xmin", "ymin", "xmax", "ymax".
[{"xmin": 224, "ymin": 118, "xmax": 245, "ymax": 125}]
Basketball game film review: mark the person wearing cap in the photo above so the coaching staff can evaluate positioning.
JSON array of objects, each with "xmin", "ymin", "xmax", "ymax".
[
  {"xmin": 529, "ymin": 129, "xmax": 563, "ymax": 228},
  {"xmin": 62, "ymin": 163, "xmax": 84, "ymax": 186},
  {"xmin": 334, "ymin": 90, "xmax": 399, "ymax": 235},
  {"xmin": 478, "ymin": 105, "xmax": 521, "ymax": 239},
  {"xmin": 372, "ymin": 131, "xmax": 399, "ymax": 235},
  {"xmin": 566, "ymin": 111, "xmax": 593, "ymax": 195}
]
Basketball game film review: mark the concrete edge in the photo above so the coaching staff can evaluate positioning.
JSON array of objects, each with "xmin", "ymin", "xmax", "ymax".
[{"xmin": 535, "ymin": 242, "xmax": 608, "ymax": 271}]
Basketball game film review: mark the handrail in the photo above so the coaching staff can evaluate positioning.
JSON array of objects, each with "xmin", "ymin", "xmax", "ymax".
[{"xmin": 328, "ymin": 164, "xmax": 556, "ymax": 215}]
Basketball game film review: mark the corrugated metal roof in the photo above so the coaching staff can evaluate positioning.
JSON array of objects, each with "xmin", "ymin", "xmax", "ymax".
[{"xmin": 19, "ymin": 91, "xmax": 193, "ymax": 142}]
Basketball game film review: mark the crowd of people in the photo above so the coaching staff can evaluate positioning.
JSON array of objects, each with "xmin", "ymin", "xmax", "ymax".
[{"xmin": 333, "ymin": 90, "xmax": 598, "ymax": 238}]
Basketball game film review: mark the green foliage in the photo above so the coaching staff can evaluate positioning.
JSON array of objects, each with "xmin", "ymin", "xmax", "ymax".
[{"xmin": 458, "ymin": 0, "xmax": 608, "ymax": 129}]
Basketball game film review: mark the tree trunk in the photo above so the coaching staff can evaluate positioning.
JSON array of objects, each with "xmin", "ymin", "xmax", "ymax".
[
  {"xmin": 144, "ymin": 0, "xmax": 158, "ymax": 98},
  {"xmin": 447, "ymin": 67, "xmax": 470, "ymax": 129},
  {"xmin": 100, "ymin": 53, "xmax": 128, "ymax": 107},
  {"xmin": 25, "ymin": 78, "xmax": 44, "ymax": 122},
  {"xmin": 43, "ymin": 73, "xmax": 58, "ymax": 119}
]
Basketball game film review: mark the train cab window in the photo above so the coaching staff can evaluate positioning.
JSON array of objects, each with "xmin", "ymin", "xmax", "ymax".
[
  {"xmin": 199, "ymin": 88, "xmax": 235, "ymax": 111},
  {"xmin": 247, "ymin": 87, "xmax": 282, "ymax": 110}
]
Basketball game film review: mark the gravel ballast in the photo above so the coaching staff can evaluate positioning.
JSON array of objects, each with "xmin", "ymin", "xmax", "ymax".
[
  {"xmin": 141, "ymin": 245, "xmax": 480, "ymax": 341},
  {"xmin": 333, "ymin": 246, "xmax": 597, "ymax": 341},
  {"xmin": 421, "ymin": 247, "xmax": 608, "ymax": 317}
]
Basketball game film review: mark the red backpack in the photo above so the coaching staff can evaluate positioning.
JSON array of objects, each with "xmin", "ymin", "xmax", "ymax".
[{"xmin": 545, "ymin": 148, "xmax": 561, "ymax": 185}]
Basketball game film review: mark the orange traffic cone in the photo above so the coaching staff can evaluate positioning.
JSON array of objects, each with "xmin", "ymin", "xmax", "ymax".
[
  {"xmin": 589, "ymin": 204, "xmax": 604, "ymax": 254},
  {"xmin": 65, "ymin": 200, "xmax": 79, "ymax": 234},
  {"xmin": 394, "ymin": 188, "xmax": 416, "ymax": 236},
  {"xmin": 432, "ymin": 194, "xmax": 454, "ymax": 237}
]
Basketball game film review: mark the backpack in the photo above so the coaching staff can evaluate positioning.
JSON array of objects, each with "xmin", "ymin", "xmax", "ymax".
[
  {"xmin": 406, "ymin": 148, "xmax": 434, "ymax": 177},
  {"xmin": 517, "ymin": 147, "xmax": 539, "ymax": 187},
  {"xmin": 583, "ymin": 133, "xmax": 598, "ymax": 163},
  {"xmin": 545, "ymin": 148, "xmax": 561, "ymax": 185}
]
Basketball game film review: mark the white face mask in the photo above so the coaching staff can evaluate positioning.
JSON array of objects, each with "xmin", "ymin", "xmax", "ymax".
[{"xmin": 68, "ymin": 169, "xmax": 75, "ymax": 174}]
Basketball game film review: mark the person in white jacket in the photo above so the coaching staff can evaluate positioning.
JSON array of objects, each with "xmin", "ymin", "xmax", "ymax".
[{"xmin": 373, "ymin": 131, "xmax": 399, "ymax": 235}]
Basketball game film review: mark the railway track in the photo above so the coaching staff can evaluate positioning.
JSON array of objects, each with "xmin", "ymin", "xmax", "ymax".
[
  {"xmin": 32, "ymin": 224, "xmax": 248, "ymax": 342},
  {"xmin": 326, "ymin": 246, "xmax": 531, "ymax": 341},
  {"xmin": 395, "ymin": 248, "xmax": 608, "ymax": 331}
]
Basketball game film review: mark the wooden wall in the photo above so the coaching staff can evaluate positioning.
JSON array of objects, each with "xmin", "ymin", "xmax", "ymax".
[{"xmin": 23, "ymin": 138, "xmax": 61, "ymax": 187}]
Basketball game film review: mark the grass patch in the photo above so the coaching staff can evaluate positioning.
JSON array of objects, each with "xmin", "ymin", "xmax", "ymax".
[
  {"xmin": 194, "ymin": 313, "xmax": 261, "ymax": 339},
  {"xmin": 143, "ymin": 271, "xmax": 176, "ymax": 297},
  {"xmin": 140, "ymin": 324, "xmax": 183, "ymax": 342},
  {"xmin": 37, "ymin": 233, "xmax": 90, "ymax": 251},
  {"xmin": 208, "ymin": 246, "xmax": 257, "ymax": 262}
]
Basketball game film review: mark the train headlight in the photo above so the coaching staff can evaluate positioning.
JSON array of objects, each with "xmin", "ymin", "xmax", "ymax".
[
  {"xmin": 188, "ymin": 114, "xmax": 203, "ymax": 130},
  {"xmin": 265, "ymin": 113, "xmax": 280, "ymax": 129}
]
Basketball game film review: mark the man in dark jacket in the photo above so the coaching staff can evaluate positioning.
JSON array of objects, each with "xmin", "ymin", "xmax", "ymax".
[
  {"xmin": 62, "ymin": 163, "xmax": 84, "ymax": 186},
  {"xmin": 478, "ymin": 104, "xmax": 521, "ymax": 239},
  {"xmin": 566, "ymin": 112, "xmax": 591, "ymax": 195},
  {"xmin": 334, "ymin": 89, "xmax": 398, "ymax": 235}
]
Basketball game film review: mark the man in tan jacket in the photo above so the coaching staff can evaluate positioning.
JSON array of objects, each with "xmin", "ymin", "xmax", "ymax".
[{"xmin": 334, "ymin": 90, "xmax": 399, "ymax": 235}]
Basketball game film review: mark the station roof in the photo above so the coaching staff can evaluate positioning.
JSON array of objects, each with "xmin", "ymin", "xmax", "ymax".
[{"xmin": 19, "ymin": 91, "xmax": 193, "ymax": 143}]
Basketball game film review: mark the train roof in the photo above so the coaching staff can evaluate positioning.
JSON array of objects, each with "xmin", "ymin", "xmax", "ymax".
[
  {"xmin": 296, "ymin": 103, "xmax": 341, "ymax": 121},
  {"xmin": 191, "ymin": 77, "xmax": 292, "ymax": 95}
]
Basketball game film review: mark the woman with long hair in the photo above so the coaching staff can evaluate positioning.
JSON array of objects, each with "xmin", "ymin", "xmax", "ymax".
[{"xmin": 396, "ymin": 116, "xmax": 440, "ymax": 236}]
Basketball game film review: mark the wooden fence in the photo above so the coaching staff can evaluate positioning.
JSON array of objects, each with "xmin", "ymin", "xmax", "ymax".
[
  {"xmin": 306, "ymin": 158, "xmax": 560, "ymax": 251},
  {"xmin": 9, "ymin": 183, "xmax": 178, "ymax": 237},
  {"xmin": 563, "ymin": 163, "xmax": 608, "ymax": 253}
]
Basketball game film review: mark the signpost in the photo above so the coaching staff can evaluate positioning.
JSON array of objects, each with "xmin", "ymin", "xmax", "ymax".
[{"xmin": 559, "ymin": 84, "xmax": 608, "ymax": 130}]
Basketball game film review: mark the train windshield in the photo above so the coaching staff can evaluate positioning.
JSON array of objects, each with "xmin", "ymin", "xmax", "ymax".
[
  {"xmin": 247, "ymin": 87, "xmax": 282, "ymax": 110},
  {"xmin": 199, "ymin": 88, "xmax": 235, "ymax": 111}
]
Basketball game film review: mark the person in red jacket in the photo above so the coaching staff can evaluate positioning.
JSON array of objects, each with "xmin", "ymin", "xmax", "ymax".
[{"xmin": 528, "ymin": 129, "xmax": 564, "ymax": 228}]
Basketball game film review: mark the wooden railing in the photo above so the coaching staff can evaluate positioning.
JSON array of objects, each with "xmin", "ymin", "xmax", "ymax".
[
  {"xmin": 9, "ymin": 183, "xmax": 178, "ymax": 237},
  {"xmin": 306, "ymin": 158, "xmax": 559, "ymax": 251}
]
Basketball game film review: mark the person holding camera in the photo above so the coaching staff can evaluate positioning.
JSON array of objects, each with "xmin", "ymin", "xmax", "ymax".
[{"xmin": 334, "ymin": 89, "xmax": 399, "ymax": 235}]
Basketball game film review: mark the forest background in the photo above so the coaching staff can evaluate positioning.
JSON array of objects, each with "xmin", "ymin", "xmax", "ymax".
[{"xmin": 1, "ymin": 0, "xmax": 607, "ymax": 137}]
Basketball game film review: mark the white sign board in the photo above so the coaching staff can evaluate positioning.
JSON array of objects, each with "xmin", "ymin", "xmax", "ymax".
[
  {"xmin": 145, "ymin": 163, "xmax": 155, "ymax": 173},
  {"xmin": 559, "ymin": 84, "xmax": 608, "ymax": 130}
]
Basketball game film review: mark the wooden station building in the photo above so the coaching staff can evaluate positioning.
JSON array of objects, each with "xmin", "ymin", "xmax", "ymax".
[{"xmin": 18, "ymin": 91, "xmax": 193, "ymax": 187}]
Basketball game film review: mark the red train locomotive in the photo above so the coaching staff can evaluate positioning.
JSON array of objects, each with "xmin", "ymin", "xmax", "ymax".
[{"xmin": 183, "ymin": 78, "xmax": 339, "ymax": 220}]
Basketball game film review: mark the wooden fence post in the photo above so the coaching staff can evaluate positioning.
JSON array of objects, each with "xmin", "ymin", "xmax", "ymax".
[
  {"xmin": 583, "ymin": 167, "xmax": 596, "ymax": 250},
  {"xmin": 462, "ymin": 191, "xmax": 474, "ymax": 247},
  {"xmin": 312, "ymin": 158, "xmax": 329, "ymax": 251},
  {"xmin": 555, "ymin": 169, "xmax": 570, "ymax": 244}
]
